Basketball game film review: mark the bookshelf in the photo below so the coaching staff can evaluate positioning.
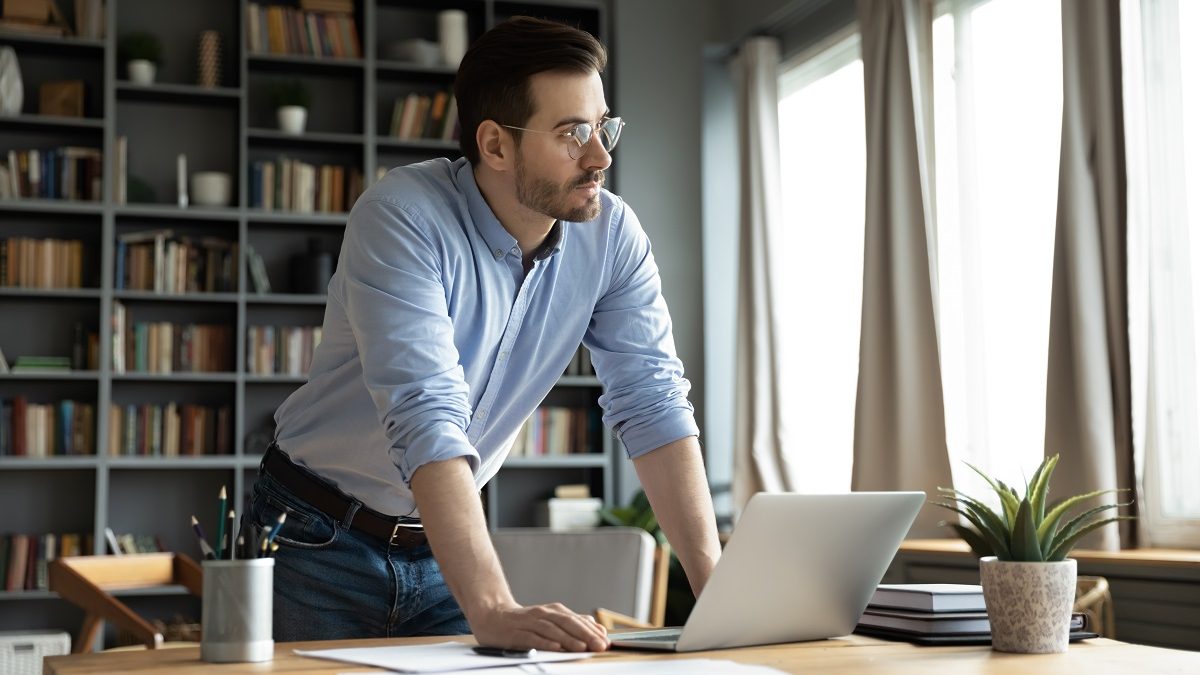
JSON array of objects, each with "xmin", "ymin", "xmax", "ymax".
[{"xmin": 0, "ymin": 0, "xmax": 613, "ymax": 640}]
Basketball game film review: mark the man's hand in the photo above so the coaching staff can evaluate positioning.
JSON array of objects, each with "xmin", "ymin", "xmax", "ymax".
[
  {"xmin": 468, "ymin": 602, "xmax": 609, "ymax": 652},
  {"xmin": 411, "ymin": 457, "xmax": 609, "ymax": 652}
]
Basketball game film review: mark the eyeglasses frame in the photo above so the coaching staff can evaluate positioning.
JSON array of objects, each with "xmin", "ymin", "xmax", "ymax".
[{"xmin": 500, "ymin": 117, "xmax": 625, "ymax": 159}]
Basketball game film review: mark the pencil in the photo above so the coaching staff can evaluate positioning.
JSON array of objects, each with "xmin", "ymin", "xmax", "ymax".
[
  {"xmin": 262, "ymin": 512, "xmax": 287, "ymax": 553},
  {"xmin": 216, "ymin": 486, "xmax": 227, "ymax": 560},
  {"xmin": 190, "ymin": 515, "xmax": 216, "ymax": 560},
  {"xmin": 225, "ymin": 509, "xmax": 236, "ymax": 560}
]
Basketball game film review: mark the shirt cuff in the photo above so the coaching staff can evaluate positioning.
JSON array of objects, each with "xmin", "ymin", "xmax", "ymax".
[
  {"xmin": 392, "ymin": 421, "xmax": 481, "ymax": 485},
  {"xmin": 619, "ymin": 409, "xmax": 700, "ymax": 460}
]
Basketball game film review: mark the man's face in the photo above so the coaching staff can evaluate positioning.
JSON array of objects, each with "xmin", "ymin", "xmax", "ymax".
[{"xmin": 512, "ymin": 70, "xmax": 613, "ymax": 223}]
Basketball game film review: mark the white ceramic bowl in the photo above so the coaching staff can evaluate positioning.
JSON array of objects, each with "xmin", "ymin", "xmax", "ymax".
[{"xmin": 191, "ymin": 171, "xmax": 232, "ymax": 207}]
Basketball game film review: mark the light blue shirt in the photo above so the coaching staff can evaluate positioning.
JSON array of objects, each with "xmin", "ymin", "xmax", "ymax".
[{"xmin": 273, "ymin": 158, "xmax": 697, "ymax": 517}]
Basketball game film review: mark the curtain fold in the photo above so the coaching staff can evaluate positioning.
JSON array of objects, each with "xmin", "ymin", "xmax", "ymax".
[
  {"xmin": 732, "ymin": 37, "xmax": 795, "ymax": 511},
  {"xmin": 853, "ymin": 0, "xmax": 954, "ymax": 538},
  {"xmin": 1044, "ymin": 0, "xmax": 1135, "ymax": 550}
]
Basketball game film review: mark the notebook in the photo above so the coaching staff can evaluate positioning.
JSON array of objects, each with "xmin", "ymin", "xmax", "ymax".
[{"xmin": 609, "ymin": 491, "xmax": 924, "ymax": 652}]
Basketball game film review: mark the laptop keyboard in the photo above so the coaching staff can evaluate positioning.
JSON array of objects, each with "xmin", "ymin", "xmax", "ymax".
[{"xmin": 613, "ymin": 628, "xmax": 683, "ymax": 642}]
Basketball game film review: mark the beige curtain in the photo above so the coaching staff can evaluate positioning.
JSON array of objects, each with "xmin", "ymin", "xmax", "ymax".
[
  {"xmin": 1044, "ymin": 0, "xmax": 1135, "ymax": 550},
  {"xmin": 732, "ymin": 37, "xmax": 795, "ymax": 510},
  {"xmin": 853, "ymin": 0, "xmax": 954, "ymax": 538}
]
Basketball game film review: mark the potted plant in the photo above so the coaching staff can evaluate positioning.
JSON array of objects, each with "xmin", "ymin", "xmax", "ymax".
[
  {"xmin": 934, "ymin": 454, "xmax": 1131, "ymax": 654},
  {"xmin": 119, "ymin": 32, "xmax": 163, "ymax": 85},
  {"xmin": 270, "ymin": 80, "xmax": 311, "ymax": 135}
]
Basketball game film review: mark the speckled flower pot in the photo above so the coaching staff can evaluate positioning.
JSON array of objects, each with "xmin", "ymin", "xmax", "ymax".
[{"xmin": 980, "ymin": 556, "xmax": 1077, "ymax": 653}]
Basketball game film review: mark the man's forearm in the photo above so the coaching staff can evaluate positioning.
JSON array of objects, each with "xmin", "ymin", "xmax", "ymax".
[
  {"xmin": 410, "ymin": 457, "xmax": 515, "ymax": 620},
  {"xmin": 633, "ymin": 436, "xmax": 721, "ymax": 596}
]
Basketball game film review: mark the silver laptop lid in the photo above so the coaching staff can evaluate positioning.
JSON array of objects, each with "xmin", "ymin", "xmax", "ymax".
[{"xmin": 674, "ymin": 491, "xmax": 924, "ymax": 652}]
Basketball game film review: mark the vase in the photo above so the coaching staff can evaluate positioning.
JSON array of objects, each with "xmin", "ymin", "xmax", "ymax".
[
  {"xmin": 437, "ymin": 10, "xmax": 469, "ymax": 68},
  {"xmin": 979, "ymin": 556, "xmax": 1077, "ymax": 653},
  {"xmin": 277, "ymin": 105, "xmax": 307, "ymax": 135},
  {"xmin": 128, "ymin": 59, "xmax": 157, "ymax": 85}
]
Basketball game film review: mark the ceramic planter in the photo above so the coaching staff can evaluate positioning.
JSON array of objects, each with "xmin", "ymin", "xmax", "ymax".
[
  {"xmin": 127, "ymin": 59, "xmax": 156, "ymax": 85},
  {"xmin": 979, "ymin": 556, "xmax": 1077, "ymax": 653},
  {"xmin": 277, "ymin": 105, "xmax": 307, "ymax": 135}
]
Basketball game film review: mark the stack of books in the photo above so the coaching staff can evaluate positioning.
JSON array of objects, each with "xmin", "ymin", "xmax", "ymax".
[{"xmin": 855, "ymin": 583, "xmax": 1089, "ymax": 645}]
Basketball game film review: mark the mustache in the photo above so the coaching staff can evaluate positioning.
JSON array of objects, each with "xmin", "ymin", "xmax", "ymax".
[{"xmin": 575, "ymin": 170, "xmax": 605, "ymax": 188}]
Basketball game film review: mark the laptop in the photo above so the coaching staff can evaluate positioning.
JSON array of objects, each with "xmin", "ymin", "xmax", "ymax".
[{"xmin": 609, "ymin": 491, "xmax": 924, "ymax": 652}]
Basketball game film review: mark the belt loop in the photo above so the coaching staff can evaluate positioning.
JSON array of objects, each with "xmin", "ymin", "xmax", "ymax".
[{"xmin": 341, "ymin": 501, "xmax": 360, "ymax": 531}]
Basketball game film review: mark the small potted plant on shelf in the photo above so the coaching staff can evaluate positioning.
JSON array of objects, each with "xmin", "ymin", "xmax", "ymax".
[
  {"xmin": 119, "ymin": 31, "xmax": 163, "ymax": 86},
  {"xmin": 934, "ymin": 454, "xmax": 1132, "ymax": 654},
  {"xmin": 270, "ymin": 80, "xmax": 311, "ymax": 135}
]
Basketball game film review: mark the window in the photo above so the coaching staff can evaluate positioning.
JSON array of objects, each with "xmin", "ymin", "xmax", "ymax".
[
  {"xmin": 931, "ymin": 0, "xmax": 1063, "ymax": 499},
  {"xmin": 775, "ymin": 31, "xmax": 865, "ymax": 492},
  {"xmin": 1123, "ymin": 0, "xmax": 1200, "ymax": 546}
]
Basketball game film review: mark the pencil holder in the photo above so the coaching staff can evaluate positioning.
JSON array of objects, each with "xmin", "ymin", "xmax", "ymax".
[{"xmin": 201, "ymin": 558, "xmax": 274, "ymax": 662}]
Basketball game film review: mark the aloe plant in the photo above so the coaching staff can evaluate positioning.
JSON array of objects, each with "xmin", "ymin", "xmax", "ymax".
[{"xmin": 933, "ymin": 454, "xmax": 1133, "ymax": 562}]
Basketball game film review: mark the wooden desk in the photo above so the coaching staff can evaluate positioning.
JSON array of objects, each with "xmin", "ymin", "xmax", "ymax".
[{"xmin": 45, "ymin": 634, "xmax": 1200, "ymax": 674}]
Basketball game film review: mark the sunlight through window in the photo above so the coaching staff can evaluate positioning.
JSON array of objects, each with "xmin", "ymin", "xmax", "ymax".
[{"xmin": 776, "ymin": 33, "xmax": 865, "ymax": 493}]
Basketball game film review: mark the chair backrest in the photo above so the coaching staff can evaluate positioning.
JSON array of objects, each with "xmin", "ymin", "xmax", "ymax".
[
  {"xmin": 491, "ymin": 527, "xmax": 659, "ymax": 624},
  {"xmin": 48, "ymin": 553, "xmax": 203, "ymax": 653}
]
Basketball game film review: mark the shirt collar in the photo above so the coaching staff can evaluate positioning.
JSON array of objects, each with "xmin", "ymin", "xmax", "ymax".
[
  {"xmin": 457, "ymin": 159, "xmax": 517, "ymax": 260},
  {"xmin": 456, "ymin": 158, "xmax": 567, "ymax": 262}
]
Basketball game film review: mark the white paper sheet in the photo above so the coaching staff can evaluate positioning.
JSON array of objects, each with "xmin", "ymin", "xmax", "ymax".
[
  {"xmin": 338, "ymin": 657, "xmax": 786, "ymax": 675},
  {"xmin": 295, "ymin": 641, "xmax": 592, "ymax": 673}
]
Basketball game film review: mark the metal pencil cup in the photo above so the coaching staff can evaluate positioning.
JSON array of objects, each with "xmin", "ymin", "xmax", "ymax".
[{"xmin": 201, "ymin": 558, "xmax": 274, "ymax": 662}]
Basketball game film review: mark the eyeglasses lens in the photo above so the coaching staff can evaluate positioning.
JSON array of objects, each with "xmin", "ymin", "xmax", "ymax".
[{"xmin": 567, "ymin": 119, "xmax": 623, "ymax": 159}]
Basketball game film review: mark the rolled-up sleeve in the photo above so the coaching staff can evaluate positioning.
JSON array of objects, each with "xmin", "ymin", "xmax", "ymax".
[
  {"xmin": 585, "ymin": 203, "xmax": 699, "ymax": 458},
  {"xmin": 338, "ymin": 198, "xmax": 479, "ymax": 483}
]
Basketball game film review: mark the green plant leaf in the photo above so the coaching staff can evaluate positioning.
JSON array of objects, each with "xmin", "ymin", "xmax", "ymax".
[
  {"xmin": 1046, "ymin": 516, "xmax": 1136, "ymax": 561},
  {"xmin": 1038, "ymin": 489, "xmax": 1127, "ymax": 547},
  {"xmin": 937, "ymin": 488, "xmax": 1012, "ymax": 554},
  {"xmin": 1010, "ymin": 497, "xmax": 1043, "ymax": 561},
  {"xmin": 932, "ymin": 501, "xmax": 1011, "ymax": 560},
  {"xmin": 944, "ymin": 522, "xmax": 994, "ymax": 558},
  {"xmin": 1046, "ymin": 501, "xmax": 1131, "ymax": 558},
  {"xmin": 968, "ymin": 462, "xmax": 1020, "ymax": 526},
  {"xmin": 1028, "ymin": 454, "xmax": 1059, "ymax": 525}
]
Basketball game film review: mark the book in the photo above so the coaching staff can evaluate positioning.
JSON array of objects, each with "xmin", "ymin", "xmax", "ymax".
[
  {"xmin": 856, "ymin": 613, "xmax": 1091, "ymax": 644},
  {"xmin": 869, "ymin": 584, "xmax": 987, "ymax": 613},
  {"xmin": 857, "ymin": 607, "xmax": 991, "ymax": 635},
  {"xmin": 0, "ymin": 344, "xmax": 8, "ymax": 373}
]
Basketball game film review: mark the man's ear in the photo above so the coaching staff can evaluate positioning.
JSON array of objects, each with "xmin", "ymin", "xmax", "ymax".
[{"xmin": 476, "ymin": 120, "xmax": 512, "ymax": 172}]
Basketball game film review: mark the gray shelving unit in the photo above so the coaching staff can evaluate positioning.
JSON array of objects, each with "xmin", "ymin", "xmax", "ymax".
[{"xmin": 0, "ymin": 0, "xmax": 613, "ymax": 639}]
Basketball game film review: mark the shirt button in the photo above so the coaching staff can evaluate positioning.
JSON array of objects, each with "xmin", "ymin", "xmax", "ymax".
[{"xmin": 493, "ymin": 249, "xmax": 503, "ymax": 259}]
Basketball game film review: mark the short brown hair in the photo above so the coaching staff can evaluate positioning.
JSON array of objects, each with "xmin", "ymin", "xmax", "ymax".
[{"xmin": 454, "ymin": 17, "xmax": 607, "ymax": 165}]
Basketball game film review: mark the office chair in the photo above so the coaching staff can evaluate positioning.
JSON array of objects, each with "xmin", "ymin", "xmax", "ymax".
[
  {"xmin": 48, "ymin": 552, "xmax": 203, "ymax": 653},
  {"xmin": 491, "ymin": 527, "xmax": 669, "ymax": 629}
]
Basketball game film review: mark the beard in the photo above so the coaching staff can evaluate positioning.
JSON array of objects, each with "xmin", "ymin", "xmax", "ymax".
[{"xmin": 515, "ymin": 152, "xmax": 605, "ymax": 222}]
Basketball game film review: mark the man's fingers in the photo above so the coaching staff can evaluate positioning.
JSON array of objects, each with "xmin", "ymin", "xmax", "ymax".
[{"xmin": 526, "ymin": 608, "xmax": 606, "ymax": 651}]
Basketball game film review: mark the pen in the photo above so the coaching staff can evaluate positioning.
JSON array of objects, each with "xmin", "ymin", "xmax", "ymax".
[
  {"xmin": 216, "ymin": 486, "xmax": 227, "ymax": 560},
  {"xmin": 471, "ymin": 646, "xmax": 537, "ymax": 658},
  {"xmin": 190, "ymin": 515, "xmax": 216, "ymax": 560}
]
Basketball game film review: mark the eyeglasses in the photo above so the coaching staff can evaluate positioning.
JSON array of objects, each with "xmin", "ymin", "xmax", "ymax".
[{"xmin": 501, "ymin": 117, "xmax": 625, "ymax": 160}]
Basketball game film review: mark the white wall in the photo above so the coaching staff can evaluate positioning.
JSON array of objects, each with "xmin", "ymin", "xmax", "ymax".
[{"xmin": 611, "ymin": 0, "xmax": 713, "ymax": 503}]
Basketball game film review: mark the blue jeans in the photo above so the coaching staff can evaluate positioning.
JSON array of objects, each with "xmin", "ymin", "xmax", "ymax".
[{"xmin": 246, "ymin": 469, "xmax": 471, "ymax": 641}]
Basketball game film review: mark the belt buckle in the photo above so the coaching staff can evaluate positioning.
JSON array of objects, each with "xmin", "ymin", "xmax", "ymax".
[{"xmin": 389, "ymin": 521, "xmax": 403, "ymax": 547}]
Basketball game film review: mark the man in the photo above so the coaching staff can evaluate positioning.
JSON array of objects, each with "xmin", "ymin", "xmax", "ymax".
[{"xmin": 247, "ymin": 17, "xmax": 721, "ymax": 652}]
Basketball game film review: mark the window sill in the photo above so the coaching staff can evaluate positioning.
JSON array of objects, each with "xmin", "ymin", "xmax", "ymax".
[{"xmin": 901, "ymin": 539, "xmax": 1200, "ymax": 570}]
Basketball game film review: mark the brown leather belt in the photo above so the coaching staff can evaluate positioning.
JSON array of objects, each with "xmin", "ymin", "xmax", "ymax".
[{"xmin": 262, "ymin": 444, "xmax": 427, "ymax": 548}]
